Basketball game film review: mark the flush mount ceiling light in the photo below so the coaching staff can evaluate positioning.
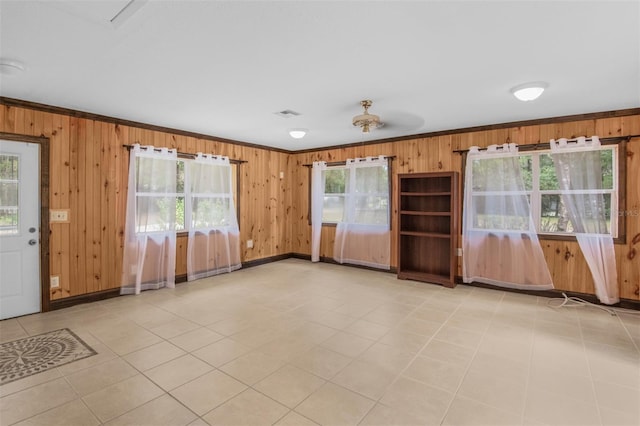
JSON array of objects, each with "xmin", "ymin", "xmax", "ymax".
[
  {"xmin": 0, "ymin": 59, "xmax": 26, "ymax": 75},
  {"xmin": 510, "ymin": 82, "xmax": 548, "ymax": 101},
  {"xmin": 289, "ymin": 129, "xmax": 307, "ymax": 139},
  {"xmin": 353, "ymin": 100, "xmax": 383, "ymax": 133}
]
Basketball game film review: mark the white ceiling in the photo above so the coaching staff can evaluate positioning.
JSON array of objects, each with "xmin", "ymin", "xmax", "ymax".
[{"xmin": 1, "ymin": 0, "xmax": 639, "ymax": 151}]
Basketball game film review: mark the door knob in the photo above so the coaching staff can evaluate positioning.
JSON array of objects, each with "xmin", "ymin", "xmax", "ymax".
[{"xmin": 28, "ymin": 239, "xmax": 37, "ymax": 246}]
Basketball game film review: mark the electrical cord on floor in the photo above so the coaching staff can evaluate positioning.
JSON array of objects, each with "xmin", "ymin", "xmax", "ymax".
[{"xmin": 547, "ymin": 292, "xmax": 640, "ymax": 316}]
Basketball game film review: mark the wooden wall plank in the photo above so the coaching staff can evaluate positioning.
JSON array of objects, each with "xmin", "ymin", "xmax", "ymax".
[
  {"xmin": 84, "ymin": 119, "xmax": 96, "ymax": 293},
  {"xmin": 620, "ymin": 137, "xmax": 640, "ymax": 299},
  {"xmin": 13, "ymin": 108, "xmax": 25, "ymax": 135},
  {"xmin": 54, "ymin": 114, "xmax": 71, "ymax": 297},
  {"xmin": 0, "ymin": 105, "xmax": 8, "ymax": 129},
  {"xmin": 114, "ymin": 125, "xmax": 128, "ymax": 287},
  {"xmin": 100, "ymin": 122, "xmax": 112, "ymax": 291}
]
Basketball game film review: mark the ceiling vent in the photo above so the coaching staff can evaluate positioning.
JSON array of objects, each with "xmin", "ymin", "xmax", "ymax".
[{"xmin": 274, "ymin": 109, "xmax": 301, "ymax": 118}]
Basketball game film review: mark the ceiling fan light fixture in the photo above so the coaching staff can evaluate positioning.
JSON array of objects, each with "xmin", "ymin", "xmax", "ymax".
[
  {"xmin": 510, "ymin": 82, "xmax": 548, "ymax": 101},
  {"xmin": 353, "ymin": 100, "xmax": 382, "ymax": 133},
  {"xmin": 289, "ymin": 128, "xmax": 307, "ymax": 139}
]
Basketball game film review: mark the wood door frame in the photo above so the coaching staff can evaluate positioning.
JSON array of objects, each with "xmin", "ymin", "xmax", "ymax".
[{"xmin": 0, "ymin": 132, "xmax": 50, "ymax": 312}]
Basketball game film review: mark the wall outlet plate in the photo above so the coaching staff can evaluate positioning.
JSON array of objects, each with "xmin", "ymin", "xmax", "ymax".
[
  {"xmin": 246, "ymin": 239, "xmax": 254, "ymax": 248},
  {"xmin": 50, "ymin": 209, "xmax": 70, "ymax": 223},
  {"xmin": 457, "ymin": 248, "xmax": 463, "ymax": 256},
  {"xmin": 50, "ymin": 276, "xmax": 60, "ymax": 288}
]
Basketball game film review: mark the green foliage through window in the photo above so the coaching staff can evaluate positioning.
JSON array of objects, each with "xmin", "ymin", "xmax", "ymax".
[
  {"xmin": 0, "ymin": 154, "xmax": 19, "ymax": 234},
  {"xmin": 321, "ymin": 164, "xmax": 389, "ymax": 224},
  {"xmin": 135, "ymin": 158, "xmax": 238, "ymax": 233},
  {"xmin": 469, "ymin": 146, "xmax": 617, "ymax": 237}
]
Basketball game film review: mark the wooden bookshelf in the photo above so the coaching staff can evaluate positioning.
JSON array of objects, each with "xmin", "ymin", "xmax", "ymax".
[{"xmin": 397, "ymin": 172, "xmax": 459, "ymax": 288}]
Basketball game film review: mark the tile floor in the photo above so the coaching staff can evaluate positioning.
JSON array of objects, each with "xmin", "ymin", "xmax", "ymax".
[{"xmin": 1, "ymin": 259, "xmax": 639, "ymax": 426}]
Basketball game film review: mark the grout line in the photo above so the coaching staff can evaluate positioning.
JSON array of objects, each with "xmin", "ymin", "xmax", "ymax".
[
  {"xmin": 436, "ymin": 289, "xmax": 505, "ymax": 425},
  {"xmin": 579, "ymin": 310, "xmax": 605, "ymax": 426},
  {"xmin": 523, "ymin": 300, "xmax": 542, "ymax": 425},
  {"xmin": 354, "ymin": 288, "xmax": 473, "ymax": 424},
  {"xmin": 617, "ymin": 313, "xmax": 640, "ymax": 354}
]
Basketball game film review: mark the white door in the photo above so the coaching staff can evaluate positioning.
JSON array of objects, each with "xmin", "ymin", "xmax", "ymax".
[{"xmin": 0, "ymin": 140, "xmax": 40, "ymax": 319}]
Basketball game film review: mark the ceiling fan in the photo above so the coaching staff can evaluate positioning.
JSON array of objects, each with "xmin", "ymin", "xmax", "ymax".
[
  {"xmin": 352, "ymin": 100, "xmax": 383, "ymax": 133},
  {"xmin": 352, "ymin": 99, "xmax": 425, "ymax": 134}
]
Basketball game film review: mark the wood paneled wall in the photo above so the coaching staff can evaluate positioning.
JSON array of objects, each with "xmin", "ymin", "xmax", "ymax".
[
  {"xmin": 291, "ymin": 116, "xmax": 640, "ymax": 300},
  {"xmin": 1, "ymin": 100, "xmax": 638, "ymax": 302},
  {"xmin": 0, "ymin": 105, "xmax": 292, "ymax": 300}
]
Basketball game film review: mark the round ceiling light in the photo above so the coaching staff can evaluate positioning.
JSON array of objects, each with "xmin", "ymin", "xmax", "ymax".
[
  {"xmin": 0, "ymin": 59, "xmax": 26, "ymax": 75},
  {"xmin": 510, "ymin": 82, "xmax": 548, "ymax": 101},
  {"xmin": 289, "ymin": 129, "xmax": 307, "ymax": 139}
]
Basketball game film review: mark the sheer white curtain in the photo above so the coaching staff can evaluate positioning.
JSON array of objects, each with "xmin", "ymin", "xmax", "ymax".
[
  {"xmin": 187, "ymin": 153, "xmax": 241, "ymax": 281},
  {"xmin": 550, "ymin": 136, "xmax": 618, "ymax": 304},
  {"xmin": 334, "ymin": 156, "xmax": 390, "ymax": 269},
  {"xmin": 121, "ymin": 144, "xmax": 178, "ymax": 295},
  {"xmin": 310, "ymin": 161, "xmax": 327, "ymax": 262},
  {"xmin": 463, "ymin": 143, "xmax": 553, "ymax": 289}
]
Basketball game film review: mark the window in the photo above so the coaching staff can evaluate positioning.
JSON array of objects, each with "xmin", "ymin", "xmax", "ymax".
[
  {"xmin": 135, "ymin": 157, "xmax": 239, "ymax": 234},
  {"xmin": 322, "ymin": 167, "xmax": 347, "ymax": 223},
  {"xmin": 321, "ymin": 163, "xmax": 389, "ymax": 225},
  {"xmin": 0, "ymin": 154, "xmax": 19, "ymax": 235},
  {"xmin": 186, "ymin": 160, "xmax": 237, "ymax": 230},
  {"xmin": 469, "ymin": 145, "xmax": 619, "ymax": 237},
  {"xmin": 134, "ymin": 154, "xmax": 179, "ymax": 233}
]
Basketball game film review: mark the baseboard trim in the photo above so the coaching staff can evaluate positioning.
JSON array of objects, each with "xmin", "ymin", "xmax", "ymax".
[
  {"xmin": 455, "ymin": 276, "xmax": 640, "ymax": 311},
  {"xmin": 290, "ymin": 252, "xmax": 397, "ymax": 274},
  {"xmin": 50, "ymin": 288, "xmax": 121, "ymax": 311},
  {"xmin": 290, "ymin": 252, "xmax": 311, "ymax": 261},
  {"xmin": 242, "ymin": 253, "xmax": 292, "ymax": 269}
]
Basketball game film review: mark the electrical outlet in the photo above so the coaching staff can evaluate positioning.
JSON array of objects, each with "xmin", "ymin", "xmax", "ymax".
[
  {"xmin": 50, "ymin": 276, "xmax": 60, "ymax": 288},
  {"xmin": 246, "ymin": 239, "xmax": 254, "ymax": 249},
  {"xmin": 457, "ymin": 248, "xmax": 463, "ymax": 257},
  {"xmin": 279, "ymin": 171, "xmax": 284, "ymax": 179},
  {"xmin": 50, "ymin": 210, "xmax": 69, "ymax": 222}
]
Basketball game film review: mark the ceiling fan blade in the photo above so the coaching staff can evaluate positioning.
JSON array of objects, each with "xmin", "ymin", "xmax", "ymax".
[
  {"xmin": 378, "ymin": 110, "xmax": 425, "ymax": 132},
  {"xmin": 111, "ymin": 0, "xmax": 148, "ymax": 27}
]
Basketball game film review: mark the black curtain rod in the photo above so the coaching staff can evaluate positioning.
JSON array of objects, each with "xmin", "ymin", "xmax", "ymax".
[
  {"xmin": 302, "ymin": 156, "xmax": 396, "ymax": 168},
  {"xmin": 122, "ymin": 144, "xmax": 247, "ymax": 164},
  {"xmin": 452, "ymin": 135, "xmax": 636, "ymax": 154}
]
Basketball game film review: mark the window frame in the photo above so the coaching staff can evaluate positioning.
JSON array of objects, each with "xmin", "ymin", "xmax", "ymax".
[
  {"xmin": 308, "ymin": 159, "xmax": 392, "ymax": 228},
  {"xmin": 321, "ymin": 165, "xmax": 348, "ymax": 225},
  {"xmin": 462, "ymin": 141, "xmax": 626, "ymax": 243},
  {"xmin": 134, "ymin": 156, "xmax": 240, "ymax": 236}
]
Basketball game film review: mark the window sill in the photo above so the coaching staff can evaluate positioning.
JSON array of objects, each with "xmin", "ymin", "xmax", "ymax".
[{"xmin": 539, "ymin": 233, "xmax": 626, "ymax": 245}]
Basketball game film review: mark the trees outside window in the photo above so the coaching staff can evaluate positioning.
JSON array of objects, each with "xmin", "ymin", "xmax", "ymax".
[{"xmin": 470, "ymin": 146, "xmax": 617, "ymax": 237}]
